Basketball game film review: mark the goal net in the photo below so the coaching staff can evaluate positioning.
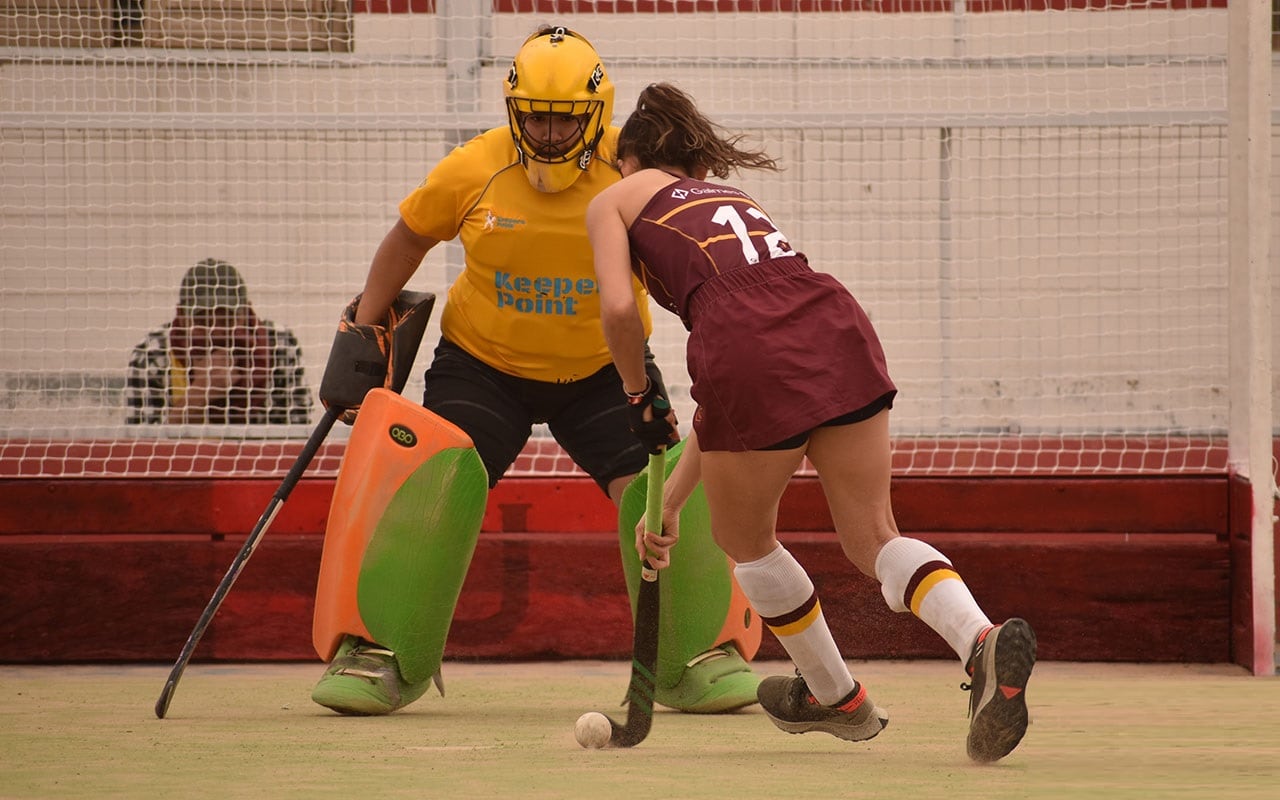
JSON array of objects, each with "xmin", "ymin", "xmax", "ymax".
[{"xmin": 0, "ymin": 0, "xmax": 1268, "ymax": 479}]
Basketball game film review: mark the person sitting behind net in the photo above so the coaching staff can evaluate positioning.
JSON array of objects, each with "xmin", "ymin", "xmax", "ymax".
[{"xmin": 125, "ymin": 258, "xmax": 312, "ymax": 425}]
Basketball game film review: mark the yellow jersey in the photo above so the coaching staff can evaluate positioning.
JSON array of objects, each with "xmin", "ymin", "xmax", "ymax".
[{"xmin": 399, "ymin": 126, "xmax": 653, "ymax": 383}]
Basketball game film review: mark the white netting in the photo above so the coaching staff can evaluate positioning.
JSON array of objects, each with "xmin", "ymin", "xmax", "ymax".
[{"xmin": 0, "ymin": 1, "xmax": 1267, "ymax": 477}]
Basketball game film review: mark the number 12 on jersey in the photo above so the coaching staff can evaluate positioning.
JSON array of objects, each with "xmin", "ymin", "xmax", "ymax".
[{"xmin": 711, "ymin": 204, "xmax": 793, "ymax": 265}]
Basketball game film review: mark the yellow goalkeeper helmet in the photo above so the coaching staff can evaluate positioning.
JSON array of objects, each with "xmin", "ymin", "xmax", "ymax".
[{"xmin": 504, "ymin": 26, "xmax": 614, "ymax": 193}]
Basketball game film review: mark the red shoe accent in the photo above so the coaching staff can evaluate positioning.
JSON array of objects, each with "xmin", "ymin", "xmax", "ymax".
[
  {"xmin": 965, "ymin": 625, "xmax": 996, "ymax": 676},
  {"xmin": 1000, "ymin": 685, "xmax": 1022, "ymax": 700},
  {"xmin": 836, "ymin": 683, "xmax": 867, "ymax": 713}
]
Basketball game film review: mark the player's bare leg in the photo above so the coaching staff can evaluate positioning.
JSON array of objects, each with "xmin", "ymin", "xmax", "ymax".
[
  {"xmin": 810, "ymin": 411, "xmax": 1035, "ymax": 761},
  {"xmin": 701, "ymin": 445, "xmax": 887, "ymax": 741}
]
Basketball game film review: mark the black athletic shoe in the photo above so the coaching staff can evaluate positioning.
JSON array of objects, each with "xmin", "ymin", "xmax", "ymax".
[
  {"xmin": 757, "ymin": 673, "xmax": 889, "ymax": 742},
  {"xmin": 963, "ymin": 618, "xmax": 1037, "ymax": 763}
]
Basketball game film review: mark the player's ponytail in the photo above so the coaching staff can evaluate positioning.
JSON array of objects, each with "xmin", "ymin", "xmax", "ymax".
[{"xmin": 618, "ymin": 83, "xmax": 779, "ymax": 178}]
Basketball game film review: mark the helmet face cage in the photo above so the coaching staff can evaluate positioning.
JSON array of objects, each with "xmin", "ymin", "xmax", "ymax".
[
  {"xmin": 504, "ymin": 27, "xmax": 613, "ymax": 190},
  {"xmin": 507, "ymin": 98, "xmax": 605, "ymax": 165}
]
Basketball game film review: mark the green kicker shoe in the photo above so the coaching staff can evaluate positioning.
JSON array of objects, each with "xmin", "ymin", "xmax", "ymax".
[
  {"xmin": 654, "ymin": 644, "xmax": 761, "ymax": 714},
  {"xmin": 311, "ymin": 635, "xmax": 437, "ymax": 716}
]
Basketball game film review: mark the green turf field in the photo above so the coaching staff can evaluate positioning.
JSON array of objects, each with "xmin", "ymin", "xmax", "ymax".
[{"xmin": 2, "ymin": 660, "xmax": 1278, "ymax": 799}]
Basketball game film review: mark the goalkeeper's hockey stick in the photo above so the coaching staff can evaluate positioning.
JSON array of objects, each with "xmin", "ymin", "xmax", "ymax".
[
  {"xmin": 154, "ymin": 405, "xmax": 341, "ymax": 719},
  {"xmin": 602, "ymin": 448, "xmax": 665, "ymax": 747}
]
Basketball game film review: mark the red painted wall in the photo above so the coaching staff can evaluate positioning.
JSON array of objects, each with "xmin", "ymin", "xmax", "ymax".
[{"xmin": 0, "ymin": 474, "xmax": 1239, "ymax": 665}]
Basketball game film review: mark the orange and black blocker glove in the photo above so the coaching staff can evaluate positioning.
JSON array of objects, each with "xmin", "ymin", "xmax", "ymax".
[{"xmin": 317, "ymin": 290, "xmax": 436, "ymax": 424}]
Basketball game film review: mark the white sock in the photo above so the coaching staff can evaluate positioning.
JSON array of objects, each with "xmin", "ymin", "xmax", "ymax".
[
  {"xmin": 734, "ymin": 544, "xmax": 855, "ymax": 705},
  {"xmin": 874, "ymin": 536, "xmax": 992, "ymax": 664}
]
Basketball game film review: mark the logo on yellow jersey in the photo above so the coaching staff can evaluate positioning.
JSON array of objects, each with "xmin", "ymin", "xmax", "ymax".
[{"xmin": 483, "ymin": 209, "xmax": 526, "ymax": 232}]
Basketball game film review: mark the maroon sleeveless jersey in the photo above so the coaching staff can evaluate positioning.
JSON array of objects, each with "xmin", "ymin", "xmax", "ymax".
[{"xmin": 629, "ymin": 177, "xmax": 896, "ymax": 452}]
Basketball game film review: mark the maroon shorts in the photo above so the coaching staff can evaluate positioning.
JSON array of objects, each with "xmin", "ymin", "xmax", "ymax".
[{"xmin": 686, "ymin": 257, "xmax": 897, "ymax": 452}]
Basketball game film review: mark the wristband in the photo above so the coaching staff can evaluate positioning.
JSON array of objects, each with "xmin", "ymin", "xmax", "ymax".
[{"xmin": 624, "ymin": 377, "xmax": 651, "ymax": 402}]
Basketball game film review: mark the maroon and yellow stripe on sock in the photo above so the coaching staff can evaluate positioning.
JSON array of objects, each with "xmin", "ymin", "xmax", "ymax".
[
  {"xmin": 760, "ymin": 592, "xmax": 821, "ymax": 638},
  {"xmin": 903, "ymin": 560, "xmax": 962, "ymax": 617}
]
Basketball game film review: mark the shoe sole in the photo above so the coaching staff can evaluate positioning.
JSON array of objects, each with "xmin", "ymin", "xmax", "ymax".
[
  {"xmin": 310, "ymin": 687, "xmax": 394, "ymax": 716},
  {"xmin": 665, "ymin": 693, "xmax": 759, "ymax": 714},
  {"xmin": 763, "ymin": 705, "xmax": 890, "ymax": 743},
  {"xmin": 967, "ymin": 618, "xmax": 1037, "ymax": 763}
]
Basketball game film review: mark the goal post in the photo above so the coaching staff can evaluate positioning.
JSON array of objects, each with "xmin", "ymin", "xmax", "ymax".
[{"xmin": 1227, "ymin": 0, "xmax": 1276, "ymax": 676}]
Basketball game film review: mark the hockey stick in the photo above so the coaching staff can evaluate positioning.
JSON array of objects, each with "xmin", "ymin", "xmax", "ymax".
[
  {"xmin": 154, "ymin": 405, "xmax": 341, "ymax": 719},
  {"xmin": 603, "ymin": 448, "xmax": 665, "ymax": 747}
]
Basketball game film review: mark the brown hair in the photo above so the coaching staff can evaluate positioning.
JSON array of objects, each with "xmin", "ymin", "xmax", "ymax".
[{"xmin": 617, "ymin": 83, "xmax": 779, "ymax": 178}]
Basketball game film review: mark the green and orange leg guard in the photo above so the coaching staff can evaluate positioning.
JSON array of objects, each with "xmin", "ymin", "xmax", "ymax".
[
  {"xmin": 311, "ymin": 388, "xmax": 487, "ymax": 713},
  {"xmin": 618, "ymin": 440, "xmax": 764, "ymax": 713}
]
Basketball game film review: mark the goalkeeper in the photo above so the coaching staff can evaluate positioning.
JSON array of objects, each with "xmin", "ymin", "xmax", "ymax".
[{"xmin": 309, "ymin": 25, "xmax": 760, "ymax": 717}]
